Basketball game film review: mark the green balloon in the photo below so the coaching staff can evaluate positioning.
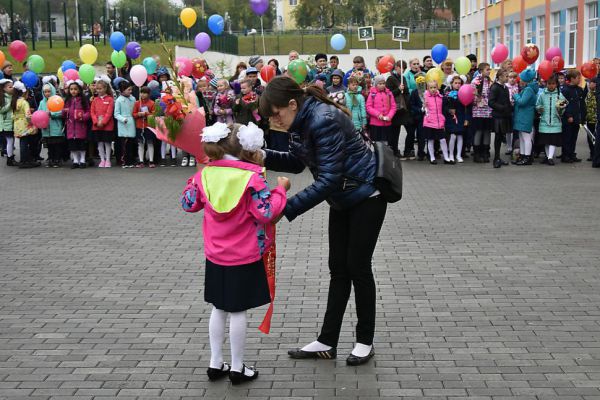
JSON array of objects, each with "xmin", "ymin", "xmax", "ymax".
[
  {"xmin": 288, "ymin": 59, "xmax": 308, "ymax": 84},
  {"xmin": 79, "ymin": 64, "xmax": 96, "ymax": 84},
  {"xmin": 454, "ymin": 56, "xmax": 471, "ymax": 76},
  {"xmin": 27, "ymin": 55, "xmax": 45, "ymax": 74},
  {"xmin": 111, "ymin": 50, "xmax": 127, "ymax": 68}
]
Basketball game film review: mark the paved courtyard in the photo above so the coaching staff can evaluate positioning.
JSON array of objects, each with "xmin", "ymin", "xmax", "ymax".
[{"xmin": 1, "ymin": 149, "xmax": 600, "ymax": 400}]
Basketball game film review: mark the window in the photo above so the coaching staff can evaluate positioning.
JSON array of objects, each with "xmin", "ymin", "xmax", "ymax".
[
  {"xmin": 537, "ymin": 15, "xmax": 546, "ymax": 57},
  {"xmin": 488, "ymin": 28, "xmax": 495, "ymax": 64},
  {"xmin": 587, "ymin": 2, "xmax": 598, "ymax": 61},
  {"xmin": 567, "ymin": 7, "xmax": 577, "ymax": 66},
  {"xmin": 513, "ymin": 21, "xmax": 521, "ymax": 57},
  {"xmin": 289, "ymin": 0, "xmax": 297, "ymax": 5},
  {"xmin": 41, "ymin": 18, "xmax": 56, "ymax": 33},
  {"xmin": 471, "ymin": 0, "xmax": 477, "ymax": 14},
  {"xmin": 504, "ymin": 23, "xmax": 511, "ymax": 55},
  {"xmin": 526, "ymin": 18, "xmax": 533, "ymax": 44},
  {"xmin": 551, "ymin": 12, "xmax": 560, "ymax": 47}
]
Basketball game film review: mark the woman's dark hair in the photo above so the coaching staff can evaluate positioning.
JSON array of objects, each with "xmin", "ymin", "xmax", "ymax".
[
  {"xmin": 478, "ymin": 62, "xmax": 490, "ymax": 72},
  {"xmin": 10, "ymin": 88, "xmax": 26, "ymax": 112},
  {"xmin": 119, "ymin": 80, "xmax": 132, "ymax": 93},
  {"xmin": 268, "ymin": 58, "xmax": 279, "ymax": 68},
  {"xmin": 65, "ymin": 82, "xmax": 89, "ymax": 110},
  {"xmin": 259, "ymin": 75, "xmax": 350, "ymax": 118},
  {"xmin": 232, "ymin": 62, "xmax": 247, "ymax": 80},
  {"xmin": 395, "ymin": 60, "xmax": 407, "ymax": 70},
  {"xmin": 423, "ymin": 55, "xmax": 432, "ymax": 62},
  {"xmin": 0, "ymin": 81, "xmax": 11, "ymax": 107}
]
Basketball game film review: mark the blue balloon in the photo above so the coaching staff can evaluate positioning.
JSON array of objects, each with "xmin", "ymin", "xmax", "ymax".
[
  {"xmin": 110, "ymin": 31, "xmax": 126, "ymax": 51},
  {"xmin": 431, "ymin": 43, "xmax": 448, "ymax": 64},
  {"xmin": 61, "ymin": 60, "xmax": 77, "ymax": 72},
  {"xmin": 142, "ymin": 57, "xmax": 157, "ymax": 74},
  {"xmin": 207, "ymin": 14, "xmax": 224, "ymax": 35},
  {"xmin": 330, "ymin": 34, "xmax": 346, "ymax": 51},
  {"xmin": 21, "ymin": 71, "xmax": 38, "ymax": 88}
]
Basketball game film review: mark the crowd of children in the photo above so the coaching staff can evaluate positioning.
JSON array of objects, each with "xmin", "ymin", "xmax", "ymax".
[{"xmin": 1, "ymin": 52, "xmax": 599, "ymax": 169}]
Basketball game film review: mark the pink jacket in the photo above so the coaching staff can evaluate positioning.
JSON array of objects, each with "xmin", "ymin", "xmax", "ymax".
[
  {"xmin": 181, "ymin": 159, "xmax": 287, "ymax": 266},
  {"xmin": 422, "ymin": 90, "xmax": 445, "ymax": 129},
  {"xmin": 365, "ymin": 87, "xmax": 396, "ymax": 127},
  {"xmin": 62, "ymin": 97, "xmax": 91, "ymax": 140}
]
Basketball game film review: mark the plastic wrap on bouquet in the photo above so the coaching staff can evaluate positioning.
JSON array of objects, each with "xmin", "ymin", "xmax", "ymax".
[
  {"xmin": 258, "ymin": 225, "xmax": 276, "ymax": 335},
  {"xmin": 149, "ymin": 108, "xmax": 209, "ymax": 164}
]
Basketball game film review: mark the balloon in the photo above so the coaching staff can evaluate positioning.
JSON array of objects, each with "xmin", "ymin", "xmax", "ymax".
[
  {"xmin": 330, "ymin": 34, "xmax": 346, "ymax": 51},
  {"xmin": 208, "ymin": 14, "xmax": 224, "ymax": 35},
  {"xmin": 21, "ymin": 71, "xmax": 38, "ymax": 88},
  {"xmin": 581, "ymin": 62, "xmax": 598, "ymax": 79},
  {"xmin": 431, "ymin": 44, "xmax": 448, "ymax": 64},
  {"xmin": 512, "ymin": 55, "xmax": 527, "ymax": 74},
  {"xmin": 142, "ymin": 57, "xmax": 157, "ymax": 74},
  {"xmin": 249, "ymin": 0, "xmax": 269, "ymax": 16},
  {"xmin": 79, "ymin": 44, "xmax": 98, "ymax": 65},
  {"xmin": 130, "ymin": 64, "xmax": 148, "ymax": 87},
  {"xmin": 47, "ymin": 95, "xmax": 64, "ymax": 112},
  {"xmin": 27, "ymin": 55, "xmax": 45, "ymax": 74},
  {"xmin": 63, "ymin": 69, "xmax": 79, "ymax": 82},
  {"xmin": 377, "ymin": 55, "xmax": 395, "ymax": 74},
  {"xmin": 545, "ymin": 46, "xmax": 563, "ymax": 61},
  {"xmin": 454, "ymin": 56, "xmax": 471, "ymax": 75},
  {"xmin": 175, "ymin": 57, "xmax": 192, "ymax": 77},
  {"xmin": 287, "ymin": 59, "xmax": 309, "ymax": 84},
  {"xmin": 0, "ymin": 50, "xmax": 5, "ymax": 67},
  {"xmin": 180, "ymin": 8, "xmax": 197, "ymax": 28},
  {"xmin": 425, "ymin": 67, "xmax": 443, "ymax": 86},
  {"xmin": 191, "ymin": 58, "xmax": 208, "ymax": 79},
  {"xmin": 111, "ymin": 50, "xmax": 127, "ymax": 68},
  {"xmin": 79, "ymin": 64, "xmax": 95, "ymax": 84},
  {"xmin": 521, "ymin": 44, "xmax": 539, "ymax": 65},
  {"xmin": 110, "ymin": 32, "xmax": 126, "ymax": 51},
  {"xmin": 56, "ymin": 67, "xmax": 63, "ymax": 82},
  {"xmin": 8, "ymin": 40, "xmax": 27, "ymax": 62},
  {"xmin": 538, "ymin": 60, "xmax": 554, "ymax": 81},
  {"xmin": 125, "ymin": 41, "xmax": 142, "ymax": 59},
  {"xmin": 31, "ymin": 110, "xmax": 49, "ymax": 129},
  {"xmin": 491, "ymin": 43, "xmax": 509, "ymax": 64},
  {"xmin": 195, "ymin": 32, "xmax": 211, "ymax": 53},
  {"xmin": 552, "ymin": 56, "xmax": 565, "ymax": 73},
  {"xmin": 260, "ymin": 65, "xmax": 276, "ymax": 83},
  {"xmin": 61, "ymin": 60, "xmax": 76, "ymax": 72},
  {"xmin": 458, "ymin": 84, "xmax": 475, "ymax": 106}
]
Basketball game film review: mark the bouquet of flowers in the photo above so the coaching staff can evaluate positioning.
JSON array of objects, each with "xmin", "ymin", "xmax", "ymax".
[{"xmin": 242, "ymin": 92, "xmax": 261, "ymax": 122}]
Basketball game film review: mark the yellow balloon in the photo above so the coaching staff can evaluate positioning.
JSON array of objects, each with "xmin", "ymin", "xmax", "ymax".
[
  {"xmin": 57, "ymin": 67, "xmax": 63, "ymax": 82},
  {"xmin": 426, "ymin": 67, "xmax": 443, "ymax": 87},
  {"xmin": 79, "ymin": 44, "xmax": 98, "ymax": 65},
  {"xmin": 180, "ymin": 8, "xmax": 197, "ymax": 28}
]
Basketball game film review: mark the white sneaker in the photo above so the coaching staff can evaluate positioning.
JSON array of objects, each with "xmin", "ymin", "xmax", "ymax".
[
  {"xmin": 181, "ymin": 157, "xmax": 189, "ymax": 167},
  {"xmin": 189, "ymin": 157, "xmax": 196, "ymax": 167},
  {"xmin": 457, "ymin": 156, "xmax": 464, "ymax": 163}
]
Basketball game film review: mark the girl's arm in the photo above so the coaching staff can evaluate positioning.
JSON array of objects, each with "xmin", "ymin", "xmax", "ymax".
[
  {"xmin": 247, "ymin": 175, "xmax": 287, "ymax": 224},
  {"xmin": 90, "ymin": 99, "xmax": 98, "ymax": 125},
  {"xmin": 359, "ymin": 96, "xmax": 367, "ymax": 127},
  {"xmin": 114, "ymin": 99, "xmax": 125, "ymax": 123},
  {"xmin": 385, "ymin": 92, "xmax": 396, "ymax": 120},
  {"xmin": 103, "ymin": 98, "xmax": 114, "ymax": 123},
  {"xmin": 132, "ymin": 101, "xmax": 141, "ymax": 120},
  {"xmin": 365, "ymin": 92, "xmax": 377, "ymax": 118},
  {"xmin": 535, "ymin": 93, "xmax": 544, "ymax": 112},
  {"xmin": 180, "ymin": 174, "xmax": 204, "ymax": 213}
]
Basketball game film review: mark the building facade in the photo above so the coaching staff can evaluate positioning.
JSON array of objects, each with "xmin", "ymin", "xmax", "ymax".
[
  {"xmin": 460, "ymin": 0, "xmax": 600, "ymax": 68},
  {"xmin": 274, "ymin": 0, "xmax": 299, "ymax": 31}
]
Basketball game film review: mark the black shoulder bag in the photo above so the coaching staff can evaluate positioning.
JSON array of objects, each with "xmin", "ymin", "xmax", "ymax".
[{"xmin": 358, "ymin": 130, "xmax": 403, "ymax": 203}]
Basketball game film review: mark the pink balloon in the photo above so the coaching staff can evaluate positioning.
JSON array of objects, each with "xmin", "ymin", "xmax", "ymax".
[
  {"xmin": 130, "ymin": 64, "xmax": 148, "ymax": 87},
  {"xmin": 545, "ymin": 46, "xmax": 563, "ymax": 61},
  {"xmin": 63, "ymin": 69, "xmax": 79, "ymax": 81},
  {"xmin": 458, "ymin": 84, "xmax": 475, "ymax": 106},
  {"xmin": 31, "ymin": 110, "xmax": 49, "ymax": 129},
  {"xmin": 8, "ymin": 40, "xmax": 28, "ymax": 62},
  {"xmin": 175, "ymin": 57, "xmax": 193, "ymax": 77},
  {"xmin": 491, "ymin": 43, "xmax": 509, "ymax": 64}
]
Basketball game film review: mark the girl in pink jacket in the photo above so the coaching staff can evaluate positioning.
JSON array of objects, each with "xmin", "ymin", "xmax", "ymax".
[
  {"xmin": 422, "ymin": 81, "xmax": 451, "ymax": 164},
  {"xmin": 62, "ymin": 80, "xmax": 91, "ymax": 168},
  {"xmin": 365, "ymin": 75, "xmax": 396, "ymax": 142},
  {"xmin": 180, "ymin": 122, "xmax": 289, "ymax": 385}
]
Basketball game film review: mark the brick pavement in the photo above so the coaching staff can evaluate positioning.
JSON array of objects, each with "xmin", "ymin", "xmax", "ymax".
[{"xmin": 1, "ymin": 150, "xmax": 600, "ymax": 400}]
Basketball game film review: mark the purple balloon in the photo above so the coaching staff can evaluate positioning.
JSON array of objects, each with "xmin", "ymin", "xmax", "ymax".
[
  {"xmin": 125, "ymin": 41, "xmax": 141, "ymax": 59},
  {"xmin": 195, "ymin": 32, "xmax": 211, "ymax": 53},
  {"xmin": 249, "ymin": 0, "xmax": 269, "ymax": 16}
]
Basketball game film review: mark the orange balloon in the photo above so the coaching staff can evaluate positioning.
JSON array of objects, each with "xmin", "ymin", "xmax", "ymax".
[
  {"xmin": 512, "ymin": 55, "xmax": 528, "ymax": 74},
  {"xmin": 0, "ymin": 50, "xmax": 5, "ymax": 67},
  {"xmin": 47, "ymin": 95, "xmax": 64, "ymax": 112},
  {"xmin": 377, "ymin": 55, "xmax": 395, "ymax": 74},
  {"xmin": 260, "ymin": 65, "xmax": 276, "ymax": 83},
  {"xmin": 581, "ymin": 62, "xmax": 598, "ymax": 79}
]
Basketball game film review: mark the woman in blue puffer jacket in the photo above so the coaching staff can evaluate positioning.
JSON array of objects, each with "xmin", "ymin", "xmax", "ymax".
[{"xmin": 259, "ymin": 76, "xmax": 387, "ymax": 366}]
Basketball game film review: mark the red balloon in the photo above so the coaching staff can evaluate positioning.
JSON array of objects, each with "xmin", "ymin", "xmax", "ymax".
[
  {"xmin": 512, "ymin": 55, "xmax": 528, "ymax": 74},
  {"xmin": 260, "ymin": 65, "xmax": 276, "ymax": 83},
  {"xmin": 191, "ymin": 57, "xmax": 208, "ymax": 79},
  {"xmin": 581, "ymin": 62, "xmax": 598, "ymax": 79},
  {"xmin": 377, "ymin": 55, "xmax": 395, "ymax": 74},
  {"xmin": 551, "ymin": 56, "xmax": 564, "ymax": 73},
  {"xmin": 538, "ymin": 60, "xmax": 554, "ymax": 81},
  {"xmin": 521, "ymin": 44, "xmax": 540, "ymax": 65}
]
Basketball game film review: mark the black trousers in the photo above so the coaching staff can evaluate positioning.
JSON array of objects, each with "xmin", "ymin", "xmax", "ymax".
[
  {"xmin": 47, "ymin": 142, "xmax": 63, "ymax": 162},
  {"xmin": 19, "ymin": 135, "xmax": 36, "ymax": 163},
  {"xmin": 389, "ymin": 123, "xmax": 415, "ymax": 155},
  {"xmin": 120, "ymin": 137, "xmax": 137, "ymax": 166},
  {"xmin": 317, "ymin": 195, "xmax": 387, "ymax": 347},
  {"xmin": 562, "ymin": 121, "xmax": 579, "ymax": 159}
]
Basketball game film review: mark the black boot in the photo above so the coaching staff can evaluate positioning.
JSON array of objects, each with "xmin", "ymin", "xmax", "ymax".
[
  {"xmin": 473, "ymin": 146, "xmax": 482, "ymax": 163},
  {"xmin": 6, "ymin": 155, "xmax": 18, "ymax": 166}
]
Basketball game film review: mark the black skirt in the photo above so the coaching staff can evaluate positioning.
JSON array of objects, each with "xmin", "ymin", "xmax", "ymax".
[
  {"xmin": 494, "ymin": 118, "xmax": 512, "ymax": 135},
  {"xmin": 93, "ymin": 130, "xmax": 114, "ymax": 142},
  {"xmin": 67, "ymin": 138, "xmax": 87, "ymax": 151},
  {"xmin": 536, "ymin": 132, "xmax": 563, "ymax": 147},
  {"xmin": 205, "ymin": 258, "xmax": 270, "ymax": 313},
  {"xmin": 422, "ymin": 127, "xmax": 446, "ymax": 140},
  {"xmin": 0, "ymin": 130, "xmax": 14, "ymax": 138},
  {"xmin": 136, "ymin": 127, "xmax": 156, "ymax": 143},
  {"xmin": 471, "ymin": 117, "xmax": 493, "ymax": 132},
  {"xmin": 370, "ymin": 125, "xmax": 391, "ymax": 142}
]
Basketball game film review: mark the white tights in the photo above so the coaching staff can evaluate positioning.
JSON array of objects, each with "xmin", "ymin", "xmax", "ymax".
[
  {"xmin": 97, "ymin": 142, "xmax": 112, "ymax": 161},
  {"xmin": 161, "ymin": 142, "xmax": 176, "ymax": 159},
  {"xmin": 545, "ymin": 145, "xmax": 556, "ymax": 159},
  {"xmin": 519, "ymin": 132, "xmax": 533, "ymax": 156},
  {"xmin": 138, "ymin": 142, "xmax": 155, "ymax": 163},
  {"xmin": 428, "ymin": 139, "xmax": 449, "ymax": 161},
  {"xmin": 70, "ymin": 150, "xmax": 86, "ymax": 163},
  {"xmin": 209, "ymin": 307, "xmax": 254, "ymax": 376},
  {"xmin": 5, "ymin": 136, "xmax": 14, "ymax": 157},
  {"xmin": 448, "ymin": 134, "xmax": 463, "ymax": 161}
]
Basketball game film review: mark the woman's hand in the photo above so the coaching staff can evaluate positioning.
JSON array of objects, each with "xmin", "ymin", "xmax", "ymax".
[{"xmin": 277, "ymin": 176, "xmax": 291, "ymax": 191}]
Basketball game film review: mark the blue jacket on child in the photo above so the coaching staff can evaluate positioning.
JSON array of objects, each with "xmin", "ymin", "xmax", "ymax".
[
  {"xmin": 442, "ymin": 91, "xmax": 471, "ymax": 134},
  {"xmin": 561, "ymin": 84, "xmax": 586, "ymax": 124},
  {"xmin": 512, "ymin": 81, "xmax": 539, "ymax": 133}
]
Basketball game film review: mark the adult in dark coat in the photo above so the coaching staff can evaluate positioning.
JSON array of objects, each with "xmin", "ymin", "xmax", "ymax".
[{"xmin": 386, "ymin": 60, "xmax": 413, "ymax": 158}]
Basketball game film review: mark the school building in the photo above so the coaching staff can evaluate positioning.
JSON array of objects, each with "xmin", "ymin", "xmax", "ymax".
[{"xmin": 460, "ymin": 0, "xmax": 600, "ymax": 68}]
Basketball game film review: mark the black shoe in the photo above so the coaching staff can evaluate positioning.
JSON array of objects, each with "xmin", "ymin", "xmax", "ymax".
[
  {"xmin": 52, "ymin": 160, "xmax": 60, "ymax": 168},
  {"xmin": 417, "ymin": 155, "xmax": 425, "ymax": 161},
  {"xmin": 288, "ymin": 347, "xmax": 337, "ymax": 359},
  {"xmin": 541, "ymin": 157, "xmax": 548, "ymax": 164},
  {"xmin": 87, "ymin": 159, "xmax": 95, "ymax": 167},
  {"xmin": 206, "ymin": 363, "xmax": 230, "ymax": 381},
  {"xmin": 443, "ymin": 159, "xmax": 453, "ymax": 165},
  {"xmin": 6, "ymin": 156, "xmax": 19, "ymax": 166},
  {"xmin": 561, "ymin": 157, "xmax": 573, "ymax": 163},
  {"xmin": 500, "ymin": 159, "xmax": 508, "ymax": 166},
  {"xmin": 229, "ymin": 364, "xmax": 258, "ymax": 385},
  {"xmin": 482, "ymin": 156, "xmax": 490, "ymax": 163},
  {"xmin": 493, "ymin": 159, "xmax": 502, "ymax": 168},
  {"xmin": 525, "ymin": 156, "xmax": 533, "ymax": 165},
  {"xmin": 71, "ymin": 162, "xmax": 79, "ymax": 169},
  {"xmin": 79, "ymin": 162, "xmax": 87, "ymax": 169},
  {"xmin": 30, "ymin": 161, "xmax": 41, "ymax": 168},
  {"xmin": 346, "ymin": 347, "xmax": 375, "ymax": 366},
  {"xmin": 571, "ymin": 156, "xmax": 582, "ymax": 163},
  {"xmin": 429, "ymin": 159, "xmax": 438, "ymax": 165},
  {"xmin": 547, "ymin": 158, "xmax": 555, "ymax": 166},
  {"xmin": 18, "ymin": 161, "xmax": 34, "ymax": 169}
]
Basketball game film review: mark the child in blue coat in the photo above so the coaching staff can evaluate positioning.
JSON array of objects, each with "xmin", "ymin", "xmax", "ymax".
[
  {"xmin": 512, "ymin": 69, "xmax": 538, "ymax": 165},
  {"xmin": 443, "ymin": 75, "xmax": 471, "ymax": 163}
]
